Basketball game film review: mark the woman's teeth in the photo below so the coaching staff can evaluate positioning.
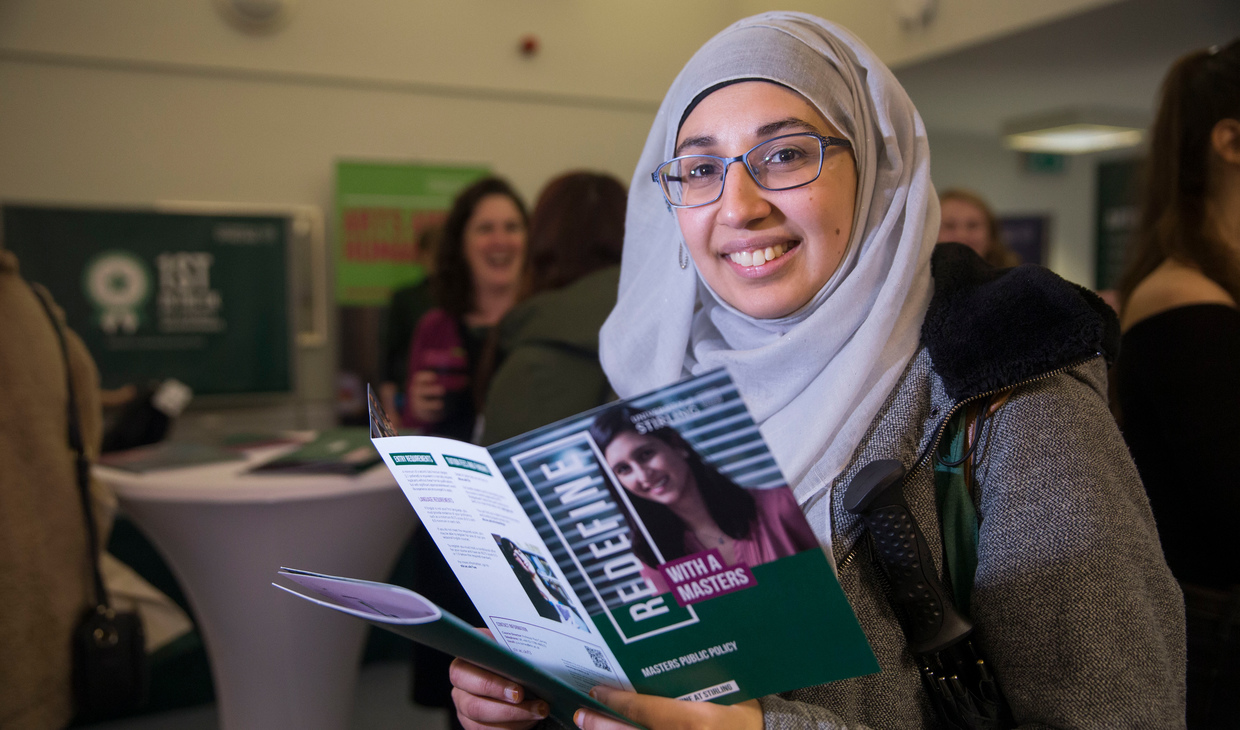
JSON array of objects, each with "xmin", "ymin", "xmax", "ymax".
[{"xmin": 728, "ymin": 243, "xmax": 788, "ymax": 267}]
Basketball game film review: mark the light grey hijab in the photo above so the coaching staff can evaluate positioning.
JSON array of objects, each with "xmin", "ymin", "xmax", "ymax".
[{"xmin": 599, "ymin": 12, "xmax": 938, "ymax": 537}]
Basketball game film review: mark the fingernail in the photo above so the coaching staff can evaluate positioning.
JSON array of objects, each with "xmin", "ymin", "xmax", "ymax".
[
  {"xmin": 573, "ymin": 709, "xmax": 585, "ymax": 728},
  {"xmin": 588, "ymin": 687, "xmax": 599, "ymax": 700},
  {"xmin": 534, "ymin": 701, "xmax": 549, "ymax": 719},
  {"xmin": 503, "ymin": 685, "xmax": 521, "ymax": 703}
]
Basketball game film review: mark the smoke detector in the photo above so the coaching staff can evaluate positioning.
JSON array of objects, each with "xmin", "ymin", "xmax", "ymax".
[{"xmin": 214, "ymin": 0, "xmax": 296, "ymax": 33}]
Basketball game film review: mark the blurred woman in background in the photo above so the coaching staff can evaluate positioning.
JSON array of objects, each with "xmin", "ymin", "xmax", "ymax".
[
  {"xmin": 1114, "ymin": 38, "xmax": 1240, "ymax": 727},
  {"xmin": 478, "ymin": 171, "xmax": 627, "ymax": 444},
  {"xmin": 936, "ymin": 188, "xmax": 1022, "ymax": 267},
  {"xmin": 403, "ymin": 177, "xmax": 528, "ymax": 442},
  {"xmin": 402, "ymin": 176, "xmax": 527, "ymax": 727}
]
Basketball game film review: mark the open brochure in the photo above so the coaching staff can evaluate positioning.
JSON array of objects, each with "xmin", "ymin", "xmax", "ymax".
[{"xmin": 276, "ymin": 369, "xmax": 877, "ymax": 720}]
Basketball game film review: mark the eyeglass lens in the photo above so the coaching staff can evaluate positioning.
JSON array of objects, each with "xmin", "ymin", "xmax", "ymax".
[{"xmin": 659, "ymin": 133, "xmax": 826, "ymax": 207}]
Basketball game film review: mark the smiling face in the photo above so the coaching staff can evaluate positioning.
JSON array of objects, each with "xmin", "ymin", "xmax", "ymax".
[
  {"xmin": 937, "ymin": 197, "xmax": 992, "ymax": 257},
  {"xmin": 673, "ymin": 81, "xmax": 857, "ymax": 319},
  {"xmin": 463, "ymin": 193, "xmax": 527, "ymax": 291},
  {"xmin": 603, "ymin": 431, "xmax": 695, "ymax": 507}
]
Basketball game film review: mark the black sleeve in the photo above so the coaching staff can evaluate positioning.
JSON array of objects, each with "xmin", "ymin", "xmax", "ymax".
[{"xmin": 1116, "ymin": 303, "xmax": 1240, "ymax": 587}]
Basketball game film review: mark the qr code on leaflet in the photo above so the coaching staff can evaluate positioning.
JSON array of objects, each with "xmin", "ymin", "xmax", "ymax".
[{"xmin": 585, "ymin": 646, "xmax": 610, "ymax": 672}]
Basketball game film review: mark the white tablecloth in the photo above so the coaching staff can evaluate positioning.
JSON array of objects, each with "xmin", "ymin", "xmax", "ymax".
[{"xmin": 97, "ymin": 444, "xmax": 417, "ymax": 730}]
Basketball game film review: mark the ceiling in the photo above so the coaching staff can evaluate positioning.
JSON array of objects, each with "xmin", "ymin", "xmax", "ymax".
[{"xmin": 895, "ymin": 0, "xmax": 1240, "ymax": 139}]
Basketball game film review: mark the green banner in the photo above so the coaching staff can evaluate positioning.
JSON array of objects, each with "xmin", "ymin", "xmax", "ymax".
[
  {"xmin": 1095, "ymin": 158, "xmax": 1143, "ymax": 290},
  {"xmin": 3, "ymin": 206, "xmax": 290, "ymax": 395},
  {"xmin": 335, "ymin": 160, "xmax": 489, "ymax": 305}
]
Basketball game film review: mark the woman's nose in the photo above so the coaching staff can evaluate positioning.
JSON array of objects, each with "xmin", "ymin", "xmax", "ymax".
[{"xmin": 717, "ymin": 162, "xmax": 772, "ymax": 228}]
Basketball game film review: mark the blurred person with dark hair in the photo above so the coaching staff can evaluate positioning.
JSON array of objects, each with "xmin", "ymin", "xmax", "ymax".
[
  {"xmin": 380, "ymin": 224, "xmax": 441, "ymax": 425},
  {"xmin": 403, "ymin": 177, "xmax": 528, "ymax": 441},
  {"xmin": 937, "ymin": 188, "xmax": 1022, "ymax": 268},
  {"xmin": 1, "ymin": 250, "xmax": 111, "ymax": 728},
  {"xmin": 479, "ymin": 171, "xmax": 627, "ymax": 444},
  {"xmin": 1114, "ymin": 37, "xmax": 1240, "ymax": 727},
  {"xmin": 401, "ymin": 177, "xmax": 527, "ymax": 727}
]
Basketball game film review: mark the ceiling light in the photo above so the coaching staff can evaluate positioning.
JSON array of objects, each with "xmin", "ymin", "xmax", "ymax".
[{"xmin": 1003, "ymin": 108, "xmax": 1146, "ymax": 155}]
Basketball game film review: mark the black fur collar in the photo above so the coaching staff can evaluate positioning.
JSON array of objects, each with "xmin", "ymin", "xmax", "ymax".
[{"xmin": 921, "ymin": 243, "xmax": 1120, "ymax": 402}]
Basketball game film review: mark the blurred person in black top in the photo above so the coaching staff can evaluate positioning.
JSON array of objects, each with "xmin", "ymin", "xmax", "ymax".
[
  {"xmin": 1114, "ymin": 37, "xmax": 1240, "ymax": 728},
  {"xmin": 402, "ymin": 178, "xmax": 528, "ymax": 728}
]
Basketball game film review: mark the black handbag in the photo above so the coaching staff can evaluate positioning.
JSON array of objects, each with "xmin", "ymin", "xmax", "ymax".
[
  {"xmin": 71, "ymin": 604, "xmax": 148, "ymax": 721},
  {"xmin": 30, "ymin": 284, "xmax": 149, "ymax": 723}
]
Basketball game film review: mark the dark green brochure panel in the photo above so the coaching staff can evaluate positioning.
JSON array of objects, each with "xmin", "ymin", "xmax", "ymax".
[{"xmin": 3, "ymin": 205, "xmax": 291, "ymax": 395}]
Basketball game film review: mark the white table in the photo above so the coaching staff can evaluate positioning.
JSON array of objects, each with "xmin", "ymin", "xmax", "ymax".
[{"xmin": 96, "ymin": 443, "xmax": 417, "ymax": 730}]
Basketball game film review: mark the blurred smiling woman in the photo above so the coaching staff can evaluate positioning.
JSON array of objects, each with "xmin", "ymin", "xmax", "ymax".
[{"xmin": 449, "ymin": 13, "xmax": 1184, "ymax": 730}]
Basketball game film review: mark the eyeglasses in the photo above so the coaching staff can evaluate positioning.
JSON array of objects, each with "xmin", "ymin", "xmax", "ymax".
[{"xmin": 651, "ymin": 132, "xmax": 852, "ymax": 209}]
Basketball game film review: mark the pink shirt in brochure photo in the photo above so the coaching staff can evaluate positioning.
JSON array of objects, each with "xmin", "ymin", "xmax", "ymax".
[{"xmin": 641, "ymin": 486, "xmax": 820, "ymax": 595}]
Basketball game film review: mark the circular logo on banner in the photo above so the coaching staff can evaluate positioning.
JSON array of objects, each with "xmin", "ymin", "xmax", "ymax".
[{"xmin": 83, "ymin": 251, "xmax": 150, "ymax": 334}]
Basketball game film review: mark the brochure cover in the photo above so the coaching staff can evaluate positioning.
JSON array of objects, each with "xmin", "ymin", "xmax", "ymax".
[
  {"xmin": 280, "ymin": 370, "xmax": 877, "ymax": 716},
  {"xmin": 248, "ymin": 427, "xmax": 381, "ymax": 475}
]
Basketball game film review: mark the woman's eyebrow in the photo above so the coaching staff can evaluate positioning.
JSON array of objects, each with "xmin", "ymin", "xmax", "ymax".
[
  {"xmin": 756, "ymin": 117, "xmax": 820, "ymax": 137},
  {"xmin": 675, "ymin": 134, "xmax": 715, "ymax": 156},
  {"xmin": 674, "ymin": 117, "xmax": 823, "ymax": 156}
]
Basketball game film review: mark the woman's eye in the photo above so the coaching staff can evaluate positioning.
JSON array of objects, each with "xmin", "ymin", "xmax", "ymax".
[
  {"xmin": 686, "ymin": 161, "xmax": 722, "ymax": 182},
  {"xmin": 765, "ymin": 146, "xmax": 807, "ymax": 166},
  {"xmin": 613, "ymin": 463, "xmax": 630, "ymax": 476}
]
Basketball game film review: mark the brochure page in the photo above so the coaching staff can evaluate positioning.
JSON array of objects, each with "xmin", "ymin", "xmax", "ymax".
[
  {"xmin": 368, "ymin": 369, "xmax": 878, "ymax": 705},
  {"xmin": 371, "ymin": 435, "xmax": 631, "ymax": 696}
]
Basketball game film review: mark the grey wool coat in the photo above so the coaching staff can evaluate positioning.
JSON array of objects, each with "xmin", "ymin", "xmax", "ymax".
[{"xmin": 762, "ymin": 245, "xmax": 1185, "ymax": 728}]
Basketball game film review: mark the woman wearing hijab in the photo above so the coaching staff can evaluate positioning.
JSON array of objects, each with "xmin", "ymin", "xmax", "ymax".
[{"xmin": 449, "ymin": 13, "xmax": 1183, "ymax": 729}]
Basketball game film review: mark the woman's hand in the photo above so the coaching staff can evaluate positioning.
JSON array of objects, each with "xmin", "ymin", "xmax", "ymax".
[
  {"xmin": 574, "ymin": 686, "xmax": 763, "ymax": 730},
  {"xmin": 449, "ymin": 656, "xmax": 549, "ymax": 730},
  {"xmin": 408, "ymin": 370, "xmax": 446, "ymax": 424}
]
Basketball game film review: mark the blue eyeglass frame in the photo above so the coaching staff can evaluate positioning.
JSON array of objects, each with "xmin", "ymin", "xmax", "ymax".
[{"xmin": 650, "ymin": 132, "xmax": 853, "ymax": 209}]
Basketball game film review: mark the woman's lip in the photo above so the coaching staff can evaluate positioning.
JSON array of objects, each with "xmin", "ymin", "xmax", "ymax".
[{"xmin": 644, "ymin": 475, "xmax": 669, "ymax": 493}]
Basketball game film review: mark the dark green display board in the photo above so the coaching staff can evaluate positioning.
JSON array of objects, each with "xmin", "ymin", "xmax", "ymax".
[
  {"xmin": 3, "ymin": 205, "xmax": 291, "ymax": 395},
  {"xmin": 1094, "ymin": 158, "xmax": 1143, "ymax": 291}
]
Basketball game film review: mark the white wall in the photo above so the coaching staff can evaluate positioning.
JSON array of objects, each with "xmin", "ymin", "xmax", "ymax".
[
  {"xmin": 929, "ymin": 130, "xmax": 1140, "ymax": 288},
  {"xmin": 0, "ymin": 0, "xmax": 1127, "ymax": 430},
  {"xmin": 0, "ymin": 53, "xmax": 658, "ymax": 430},
  {"xmin": 0, "ymin": 0, "xmax": 1120, "ymax": 102}
]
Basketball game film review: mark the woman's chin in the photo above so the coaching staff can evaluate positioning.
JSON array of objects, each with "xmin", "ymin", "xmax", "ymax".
[{"xmin": 720, "ymin": 289, "xmax": 811, "ymax": 320}]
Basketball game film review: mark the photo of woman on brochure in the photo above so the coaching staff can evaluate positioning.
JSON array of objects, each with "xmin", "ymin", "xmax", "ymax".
[
  {"xmin": 495, "ymin": 535, "xmax": 589, "ymax": 633},
  {"xmin": 588, "ymin": 405, "xmax": 817, "ymax": 588}
]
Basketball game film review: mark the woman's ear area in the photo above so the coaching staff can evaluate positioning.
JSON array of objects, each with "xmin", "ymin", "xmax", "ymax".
[{"xmin": 1211, "ymin": 118, "xmax": 1240, "ymax": 166}]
